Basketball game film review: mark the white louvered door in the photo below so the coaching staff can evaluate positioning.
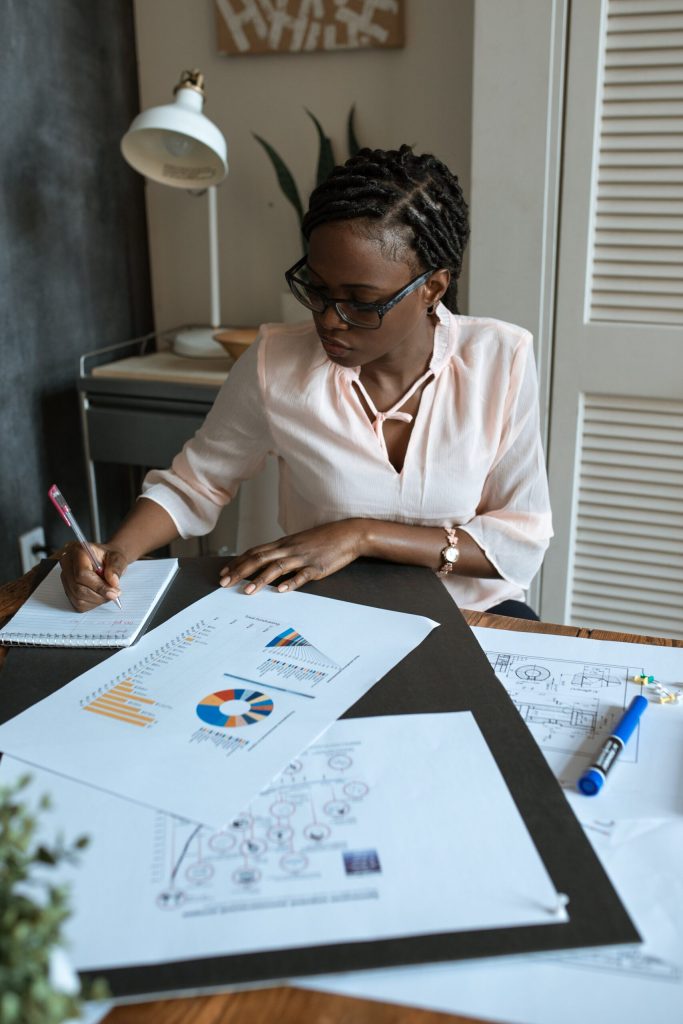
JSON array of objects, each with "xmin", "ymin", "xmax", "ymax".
[{"xmin": 542, "ymin": 0, "xmax": 683, "ymax": 637}]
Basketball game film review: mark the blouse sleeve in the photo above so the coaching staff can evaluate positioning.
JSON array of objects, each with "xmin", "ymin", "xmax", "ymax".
[
  {"xmin": 458, "ymin": 334, "xmax": 553, "ymax": 589},
  {"xmin": 141, "ymin": 337, "xmax": 273, "ymax": 538}
]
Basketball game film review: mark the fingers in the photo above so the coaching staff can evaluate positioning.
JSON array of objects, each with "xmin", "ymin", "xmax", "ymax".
[
  {"xmin": 217, "ymin": 523, "xmax": 361, "ymax": 596},
  {"xmin": 242, "ymin": 562, "xmax": 286, "ymax": 595},
  {"xmin": 59, "ymin": 542, "xmax": 126, "ymax": 612},
  {"xmin": 60, "ymin": 548, "xmax": 108, "ymax": 611},
  {"xmin": 233, "ymin": 555, "xmax": 296, "ymax": 595},
  {"xmin": 243, "ymin": 560, "xmax": 318, "ymax": 595},
  {"xmin": 219, "ymin": 545, "xmax": 320, "ymax": 596},
  {"xmin": 102, "ymin": 549, "xmax": 128, "ymax": 595},
  {"xmin": 218, "ymin": 542, "xmax": 284, "ymax": 590},
  {"xmin": 275, "ymin": 566, "xmax": 316, "ymax": 593}
]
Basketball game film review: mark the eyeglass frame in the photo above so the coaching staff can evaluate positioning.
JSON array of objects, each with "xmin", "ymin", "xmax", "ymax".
[{"xmin": 284, "ymin": 255, "xmax": 439, "ymax": 330}]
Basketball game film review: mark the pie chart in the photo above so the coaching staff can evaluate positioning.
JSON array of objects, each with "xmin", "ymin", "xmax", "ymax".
[{"xmin": 196, "ymin": 688, "xmax": 274, "ymax": 727}]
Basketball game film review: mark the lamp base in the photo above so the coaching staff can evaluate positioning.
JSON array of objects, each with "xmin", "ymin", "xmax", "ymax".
[{"xmin": 172, "ymin": 327, "xmax": 227, "ymax": 359}]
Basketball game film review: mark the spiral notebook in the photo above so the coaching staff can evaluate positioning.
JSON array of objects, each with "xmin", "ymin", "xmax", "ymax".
[{"xmin": 0, "ymin": 559, "xmax": 178, "ymax": 648}]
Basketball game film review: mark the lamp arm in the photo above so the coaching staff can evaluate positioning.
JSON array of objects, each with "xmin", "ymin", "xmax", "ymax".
[{"xmin": 208, "ymin": 185, "xmax": 221, "ymax": 329}]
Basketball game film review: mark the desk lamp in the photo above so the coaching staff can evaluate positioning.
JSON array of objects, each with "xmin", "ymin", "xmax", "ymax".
[{"xmin": 121, "ymin": 69, "xmax": 228, "ymax": 358}]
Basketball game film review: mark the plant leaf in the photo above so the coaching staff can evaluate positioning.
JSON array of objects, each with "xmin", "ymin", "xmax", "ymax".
[
  {"xmin": 305, "ymin": 109, "xmax": 335, "ymax": 188},
  {"xmin": 252, "ymin": 133, "xmax": 304, "ymax": 227},
  {"xmin": 347, "ymin": 103, "xmax": 361, "ymax": 157}
]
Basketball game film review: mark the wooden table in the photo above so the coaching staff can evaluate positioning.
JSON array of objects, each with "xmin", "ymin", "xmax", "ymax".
[{"xmin": 2, "ymin": 565, "xmax": 681, "ymax": 1024}]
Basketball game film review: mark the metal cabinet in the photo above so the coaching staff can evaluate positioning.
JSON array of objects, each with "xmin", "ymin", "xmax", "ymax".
[{"xmin": 78, "ymin": 333, "xmax": 231, "ymax": 543}]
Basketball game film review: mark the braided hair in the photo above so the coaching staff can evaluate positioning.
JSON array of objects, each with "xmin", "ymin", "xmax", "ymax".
[{"xmin": 302, "ymin": 145, "xmax": 469, "ymax": 313}]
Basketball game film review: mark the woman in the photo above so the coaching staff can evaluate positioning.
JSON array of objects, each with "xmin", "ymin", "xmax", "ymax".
[{"xmin": 61, "ymin": 146, "xmax": 552, "ymax": 617}]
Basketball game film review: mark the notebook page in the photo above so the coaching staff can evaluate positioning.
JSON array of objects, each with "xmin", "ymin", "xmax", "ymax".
[{"xmin": 0, "ymin": 559, "xmax": 178, "ymax": 647}]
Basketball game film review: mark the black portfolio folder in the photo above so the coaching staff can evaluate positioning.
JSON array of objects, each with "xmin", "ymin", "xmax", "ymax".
[{"xmin": 0, "ymin": 558, "xmax": 638, "ymax": 999}]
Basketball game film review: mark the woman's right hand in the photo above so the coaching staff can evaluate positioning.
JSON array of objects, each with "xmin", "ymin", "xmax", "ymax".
[{"xmin": 59, "ymin": 542, "xmax": 128, "ymax": 612}]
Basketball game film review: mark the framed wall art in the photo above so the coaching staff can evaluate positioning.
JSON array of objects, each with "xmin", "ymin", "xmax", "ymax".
[{"xmin": 215, "ymin": 0, "xmax": 405, "ymax": 57}]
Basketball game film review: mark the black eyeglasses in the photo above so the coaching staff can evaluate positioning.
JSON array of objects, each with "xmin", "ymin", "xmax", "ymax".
[{"xmin": 284, "ymin": 256, "xmax": 436, "ymax": 330}]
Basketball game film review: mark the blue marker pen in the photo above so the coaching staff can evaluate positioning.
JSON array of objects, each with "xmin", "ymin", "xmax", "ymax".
[{"xmin": 577, "ymin": 695, "xmax": 648, "ymax": 796}]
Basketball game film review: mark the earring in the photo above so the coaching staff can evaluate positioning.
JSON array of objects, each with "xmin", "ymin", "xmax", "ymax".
[{"xmin": 427, "ymin": 303, "xmax": 435, "ymax": 315}]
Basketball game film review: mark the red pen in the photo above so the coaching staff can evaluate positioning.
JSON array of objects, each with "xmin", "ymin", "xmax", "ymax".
[{"xmin": 48, "ymin": 484, "xmax": 123, "ymax": 610}]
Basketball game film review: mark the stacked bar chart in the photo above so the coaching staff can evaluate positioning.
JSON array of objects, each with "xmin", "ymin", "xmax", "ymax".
[
  {"xmin": 77, "ymin": 619, "xmax": 219, "ymax": 730},
  {"xmin": 264, "ymin": 627, "xmax": 339, "ymax": 669},
  {"xmin": 82, "ymin": 679, "xmax": 158, "ymax": 728}
]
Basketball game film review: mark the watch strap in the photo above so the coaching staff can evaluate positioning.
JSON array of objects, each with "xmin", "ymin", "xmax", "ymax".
[{"xmin": 436, "ymin": 527, "xmax": 460, "ymax": 577}]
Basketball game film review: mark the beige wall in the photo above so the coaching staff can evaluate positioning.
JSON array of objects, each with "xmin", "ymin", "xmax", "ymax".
[
  {"xmin": 469, "ymin": 0, "xmax": 566, "ymax": 437},
  {"xmin": 469, "ymin": 0, "xmax": 567, "ymax": 614},
  {"xmin": 132, "ymin": 0, "xmax": 473, "ymax": 331}
]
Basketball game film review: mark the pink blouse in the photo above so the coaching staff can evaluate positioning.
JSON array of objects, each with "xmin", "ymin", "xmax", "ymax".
[{"xmin": 142, "ymin": 304, "xmax": 553, "ymax": 611}]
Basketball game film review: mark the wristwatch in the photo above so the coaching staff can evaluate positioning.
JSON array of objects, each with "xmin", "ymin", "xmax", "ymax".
[{"xmin": 437, "ymin": 527, "xmax": 460, "ymax": 577}]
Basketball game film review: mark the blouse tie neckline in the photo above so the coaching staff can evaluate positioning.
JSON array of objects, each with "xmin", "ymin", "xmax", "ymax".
[{"xmin": 353, "ymin": 369, "xmax": 434, "ymax": 454}]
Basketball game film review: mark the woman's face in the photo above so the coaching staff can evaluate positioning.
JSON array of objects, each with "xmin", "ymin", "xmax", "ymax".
[{"xmin": 305, "ymin": 220, "xmax": 446, "ymax": 371}]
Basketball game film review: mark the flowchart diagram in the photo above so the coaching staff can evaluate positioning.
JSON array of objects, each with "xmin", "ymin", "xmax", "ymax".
[{"xmin": 152, "ymin": 734, "xmax": 379, "ymax": 917}]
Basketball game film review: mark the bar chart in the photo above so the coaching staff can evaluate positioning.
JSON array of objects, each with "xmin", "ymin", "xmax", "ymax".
[{"xmin": 82, "ymin": 679, "xmax": 159, "ymax": 728}]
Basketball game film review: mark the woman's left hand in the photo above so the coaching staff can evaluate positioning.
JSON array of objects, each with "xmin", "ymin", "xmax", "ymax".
[{"xmin": 219, "ymin": 520, "xmax": 367, "ymax": 594}]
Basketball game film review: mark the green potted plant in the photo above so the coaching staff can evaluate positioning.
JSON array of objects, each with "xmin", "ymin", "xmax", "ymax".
[
  {"xmin": 0, "ymin": 773, "xmax": 107, "ymax": 1023},
  {"xmin": 254, "ymin": 104, "xmax": 361, "ymax": 255}
]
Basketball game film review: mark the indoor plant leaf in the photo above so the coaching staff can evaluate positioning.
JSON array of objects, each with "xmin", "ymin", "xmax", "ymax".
[
  {"xmin": 252, "ymin": 133, "xmax": 305, "ymax": 227},
  {"xmin": 347, "ymin": 104, "xmax": 361, "ymax": 157},
  {"xmin": 305, "ymin": 109, "xmax": 336, "ymax": 189}
]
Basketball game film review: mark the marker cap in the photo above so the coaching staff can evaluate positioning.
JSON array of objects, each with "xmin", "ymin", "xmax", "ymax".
[{"xmin": 577, "ymin": 768, "xmax": 604, "ymax": 796}]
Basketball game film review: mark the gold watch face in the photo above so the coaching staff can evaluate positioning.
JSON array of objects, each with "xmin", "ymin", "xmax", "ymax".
[{"xmin": 442, "ymin": 544, "xmax": 459, "ymax": 564}]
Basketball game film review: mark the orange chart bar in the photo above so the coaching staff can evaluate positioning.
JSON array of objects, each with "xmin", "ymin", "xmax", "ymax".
[
  {"xmin": 108, "ymin": 682, "xmax": 156, "ymax": 706},
  {"xmin": 91, "ymin": 696, "xmax": 153, "ymax": 718},
  {"xmin": 82, "ymin": 681, "xmax": 157, "ymax": 727},
  {"xmin": 83, "ymin": 705, "xmax": 148, "ymax": 727}
]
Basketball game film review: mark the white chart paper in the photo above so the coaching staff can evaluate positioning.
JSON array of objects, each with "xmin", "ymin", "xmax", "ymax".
[
  {"xmin": 0, "ymin": 713, "xmax": 565, "ymax": 973},
  {"xmin": 303, "ymin": 817, "xmax": 683, "ymax": 1024},
  {"xmin": 475, "ymin": 627, "xmax": 683, "ymax": 821},
  {"xmin": 0, "ymin": 586, "xmax": 436, "ymax": 827},
  {"xmin": 302, "ymin": 629, "xmax": 683, "ymax": 1024}
]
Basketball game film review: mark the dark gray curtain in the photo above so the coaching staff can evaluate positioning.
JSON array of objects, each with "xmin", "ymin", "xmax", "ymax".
[{"xmin": 0, "ymin": 0, "xmax": 153, "ymax": 581}]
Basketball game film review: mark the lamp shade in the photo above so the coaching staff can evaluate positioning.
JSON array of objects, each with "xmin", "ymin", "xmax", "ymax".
[
  {"xmin": 120, "ymin": 70, "xmax": 230, "ymax": 359},
  {"xmin": 121, "ymin": 72, "xmax": 227, "ymax": 188}
]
